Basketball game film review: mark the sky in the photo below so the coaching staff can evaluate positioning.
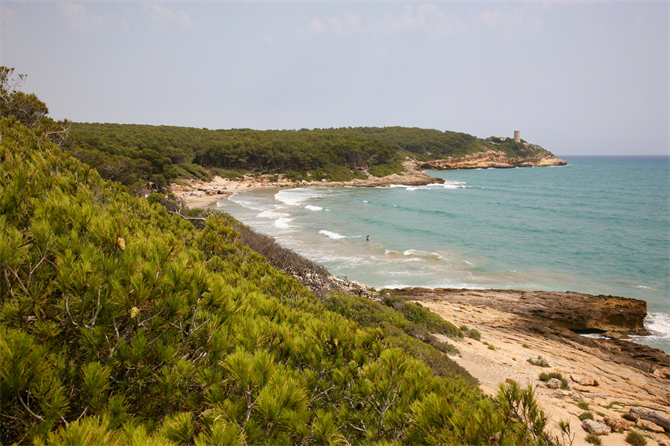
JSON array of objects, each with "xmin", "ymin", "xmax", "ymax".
[{"xmin": 1, "ymin": 1, "xmax": 668, "ymax": 156}]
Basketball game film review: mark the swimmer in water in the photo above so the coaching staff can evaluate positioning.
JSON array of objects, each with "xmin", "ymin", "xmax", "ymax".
[{"xmin": 366, "ymin": 235, "xmax": 370, "ymax": 241}]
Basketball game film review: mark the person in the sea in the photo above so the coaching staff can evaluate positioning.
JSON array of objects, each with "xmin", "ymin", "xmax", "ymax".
[{"xmin": 366, "ymin": 235, "xmax": 370, "ymax": 241}]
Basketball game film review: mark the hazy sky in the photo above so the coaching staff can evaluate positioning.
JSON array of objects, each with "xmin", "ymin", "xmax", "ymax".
[{"xmin": 1, "ymin": 1, "xmax": 667, "ymax": 155}]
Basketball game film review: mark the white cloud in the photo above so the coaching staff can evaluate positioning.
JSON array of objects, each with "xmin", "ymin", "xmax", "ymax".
[
  {"xmin": 309, "ymin": 13, "xmax": 361, "ymax": 35},
  {"xmin": 476, "ymin": 8, "xmax": 541, "ymax": 36},
  {"xmin": 58, "ymin": 2, "xmax": 108, "ymax": 31},
  {"xmin": 144, "ymin": 3, "xmax": 192, "ymax": 30},
  {"xmin": 307, "ymin": 4, "xmax": 467, "ymax": 38},
  {"xmin": 308, "ymin": 18, "xmax": 327, "ymax": 35}
]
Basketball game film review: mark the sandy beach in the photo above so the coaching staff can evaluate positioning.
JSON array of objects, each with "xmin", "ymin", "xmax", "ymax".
[{"xmin": 172, "ymin": 159, "xmax": 442, "ymax": 209}]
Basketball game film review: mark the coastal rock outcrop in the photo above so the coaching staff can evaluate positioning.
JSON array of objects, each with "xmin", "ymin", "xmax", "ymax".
[
  {"xmin": 416, "ymin": 152, "xmax": 567, "ymax": 170},
  {"xmin": 582, "ymin": 419, "xmax": 611, "ymax": 435},
  {"xmin": 391, "ymin": 288, "xmax": 669, "ymax": 375}
]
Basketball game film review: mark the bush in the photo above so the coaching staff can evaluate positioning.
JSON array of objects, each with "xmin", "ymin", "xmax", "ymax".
[
  {"xmin": 488, "ymin": 344, "xmax": 496, "ymax": 351},
  {"xmin": 626, "ymin": 431, "xmax": 647, "ymax": 446},
  {"xmin": 586, "ymin": 433, "xmax": 603, "ymax": 445},
  {"xmin": 211, "ymin": 167, "xmax": 246, "ymax": 180},
  {"xmin": 368, "ymin": 161, "xmax": 404, "ymax": 177},
  {"xmin": 467, "ymin": 329, "xmax": 481, "ymax": 341},
  {"xmin": 522, "ymin": 343, "xmax": 530, "ymax": 349},
  {"xmin": 578, "ymin": 412, "xmax": 594, "ymax": 421},
  {"xmin": 539, "ymin": 372, "xmax": 569, "ymax": 390},
  {"xmin": 527, "ymin": 357, "xmax": 550, "ymax": 367}
]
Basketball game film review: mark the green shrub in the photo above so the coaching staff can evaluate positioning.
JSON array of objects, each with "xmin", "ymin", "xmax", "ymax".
[
  {"xmin": 538, "ymin": 372, "xmax": 569, "ymax": 390},
  {"xmin": 467, "ymin": 328, "xmax": 482, "ymax": 341},
  {"xmin": 368, "ymin": 161, "xmax": 405, "ymax": 177},
  {"xmin": 488, "ymin": 344, "xmax": 496, "ymax": 351},
  {"xmin": 527, "ymin": 357, "xmax": 550, "ymax": 367},
  {"xmin": 626, "ymin": 431, "xmax": 647, "ymax": 446},
  {"xmin": 522, "ymin": 343, "xmax": 530, "ymax": 349},
  {"xmin": 460, "ymin": 325, "xmax": 469, "ymax": 331},
  {"xmin": 578, "ymin": 412, "xmax": 594, "ymax": 421},
  {"xmin": 578, "ymin": 400, "xmax": 590, "ymax": 410},
  {"xmin": 586, "ymin": 433, "xmax": 603, "ymax": 445},
  {"xmin": 211, "ymin": 167, "xmax": 246, "ymax": 180}
]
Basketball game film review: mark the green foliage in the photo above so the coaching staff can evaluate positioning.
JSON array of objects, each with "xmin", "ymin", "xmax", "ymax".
[
  {"xmin": 68, "ymin": 122, "xmax": 555, "ymax": 188},
  {"xmin": 578, "ymin": 400, "xmax": 590, "ymax": 410},
  {"xmin": 467, "ymin": 328, "xmax": 482, "ymax": 341},
  {"xmin": 527, "ymin": 357, "xmax": 550, "ymax": 367},
  {"xmin": 211, "ymin": 167, "xmax": 246, "ymax": 180},
  {"xmin": 488, "ymin": 344, "xmax": 496, "ymax": 351},
  {"xmin": 323, "ymin": 292, "xmax": 474, "ymax": 383},
  {"xmin": 539, "ymin": 372, "xmax": 569, "ymax": 390},
  {"xmin": 578, "ymin": 412, "xmax": 594, "ymax": 421},
  {"xmin": 604, "ymin": 401, "xmax": 626, "ymax": 410},
  {"xmin": 523, "ymin": 343, "xmax": 531, "ymax": 349},
  {"xmin": 626, "ymin": 430, "xmax": 648, "ymax": 446},
  {"xmin": 368, "ymin": 161, "xmax": 405, "ymax": 177},
  {"xmin": 586, "ymin": 433, "xmax": 603, "ymax": 445}
]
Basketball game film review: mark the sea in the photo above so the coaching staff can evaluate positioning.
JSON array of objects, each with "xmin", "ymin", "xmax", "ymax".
[{"xmin": 218, "ymin": 156, "xmax": 670, "ymax": 353}]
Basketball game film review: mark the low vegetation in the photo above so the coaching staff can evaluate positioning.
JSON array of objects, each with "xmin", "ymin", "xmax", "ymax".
[
  {"xmin": 578, "ymin": 412, "xmax": 595, "ymax": 421},
  {"xmin": 528, "ymin": 357, "xmax": 551, "ymax": 367},
  {"xmin": 586, "ymin": 433, "xmax": 603, "ymax": 445},
  {"xmin": 539, "ymin": 372, "xmax": 570, "ymax": 390},
  {"xmin": 626, "ymin": 430, "xmax": 648, "ymax": 446}
]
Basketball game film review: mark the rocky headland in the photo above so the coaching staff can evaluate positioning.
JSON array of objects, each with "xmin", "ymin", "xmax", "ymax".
[{"xmin": 417, "ymin": 151, "xmax": 567, "ymax": 170}]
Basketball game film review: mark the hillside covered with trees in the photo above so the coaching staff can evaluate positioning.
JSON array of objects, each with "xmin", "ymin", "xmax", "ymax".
[
  {"xmin": 67, "ymin": 121, "xmax": 555, "ymax": 191},
  {"xmin": 1, "ymin": 68, "xmax": 558, "ymax": 445}
]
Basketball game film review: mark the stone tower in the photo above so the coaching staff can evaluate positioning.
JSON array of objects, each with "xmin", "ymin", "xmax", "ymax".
[{"xmin": 514, "ymin": 130, "xmax": 521, "ymax": 143}]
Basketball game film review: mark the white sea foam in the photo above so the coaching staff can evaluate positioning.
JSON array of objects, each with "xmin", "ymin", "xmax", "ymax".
[
  {"xmin": 319, "ymin": 230, "xmax": 347, "ymax": 240},
  {"xmin": 391, "ymin": 182, "xmax": 468, "ymax": 191},
  {"xmin": 644, "ymin": 312, "xmax": 670, "ymax": 337},
  {"xmin": 275, "ymin": 188, "xmax": 326, "ymax": 206},
  {"xmin": 403, "ymin": 249, "xmax": 430, "ymax": 257},
  {"xmin": 257, "ymin": 210, "xmax": 289, "ymax": 219},
  {"xmin": 274, "ymin": 218, "xmax": 294, "ymax": 229},
  {"xmin": 305, "ymin": 205, "xmax": 323, "ymax": 211}
]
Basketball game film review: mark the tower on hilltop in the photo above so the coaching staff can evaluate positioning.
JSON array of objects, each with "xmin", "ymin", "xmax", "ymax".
[{"xmin": 514, "ymin": 130, "xmax": 521, "ymax": 143}]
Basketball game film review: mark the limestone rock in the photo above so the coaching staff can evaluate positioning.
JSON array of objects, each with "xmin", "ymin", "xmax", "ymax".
[
  {"xmin": 636, "ymin": 419, "xmax": 666, "ymax": 433},
  {"xmin": 623, "ymin": 412, "xmax": 640, "ymax": 422},
  {"xmin": 546, "ymin": 378, "xmax": 562, "ymax": 389},
  {"xmin": 629, "ymin": 407, "xmax": 651, "ymax": 417},
  {"xmin": 603, "ymin": 416, "xmax": 631, "ymax": 432},
  {"xmin": 654, "ymin": 367, "xmax": 670, "ymax": 379},
  {"xmin": 571, "ymin": 374, "xmax": 599, "ymax": 386},
  {"xmin": 582, "ymin": 419, "xmax": 611, "ymax": 435}
]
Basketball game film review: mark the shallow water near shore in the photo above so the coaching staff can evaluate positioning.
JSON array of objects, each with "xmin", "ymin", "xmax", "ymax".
[{"xmin": 219, "ymin": 156, "xmax": 670, "ymax": 353}]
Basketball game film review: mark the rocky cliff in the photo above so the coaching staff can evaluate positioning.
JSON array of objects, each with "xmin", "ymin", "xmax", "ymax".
[{"xmin": 417, "ymin": 150, "xmax": 567, "ymax": 170}]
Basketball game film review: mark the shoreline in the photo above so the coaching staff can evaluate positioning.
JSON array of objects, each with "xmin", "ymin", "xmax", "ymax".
[
  {"xmin": 174, "ymin": 158, "xmax": 669, "ymax": 445},
  {"xmin": 171, "ymin": 156, "xmax": 567, "ymax": 209}
]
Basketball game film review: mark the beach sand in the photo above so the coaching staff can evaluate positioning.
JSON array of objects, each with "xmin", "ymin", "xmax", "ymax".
[{"xmin": 422, "ymin": 298, "xmax": 669, "ymax": 446}]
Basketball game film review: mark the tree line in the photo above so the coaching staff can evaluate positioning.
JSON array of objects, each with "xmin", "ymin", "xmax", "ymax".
[{"xmin": 67, "ymin": 122, "xmax": 554, "ymax": 191}]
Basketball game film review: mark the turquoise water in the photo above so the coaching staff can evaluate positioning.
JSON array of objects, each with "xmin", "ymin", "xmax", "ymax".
[{"xmin": 219, "ymin": 156, "xmax": 670, "ymax": 352}]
